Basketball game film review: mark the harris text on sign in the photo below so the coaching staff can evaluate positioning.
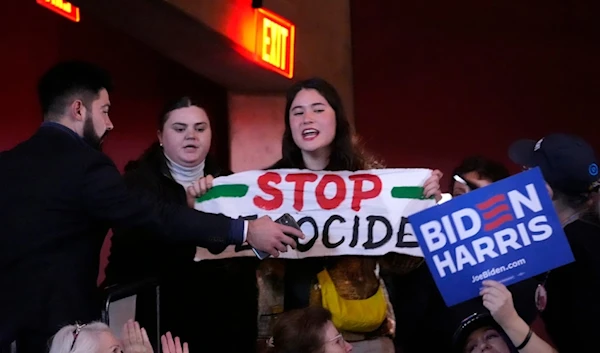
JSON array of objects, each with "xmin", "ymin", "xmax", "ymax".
[
  {"xmin": 409, "ymin": 168, "xmax": 574, "ymax": 306},
  {"xmin": 420, "ymin": 184, "xmax": 551, "ymax": 278}
]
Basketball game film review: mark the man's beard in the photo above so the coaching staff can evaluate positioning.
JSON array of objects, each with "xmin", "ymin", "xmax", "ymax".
[{"xmin": 82, "ymin": 113, "xmax": 108, "ymax": 150}]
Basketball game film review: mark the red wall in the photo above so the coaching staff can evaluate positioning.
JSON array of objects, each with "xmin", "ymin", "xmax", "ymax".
[
  {"xmin": 1, "ymin": 1, "xmax": 229, "ymax": 283},
  {"xmin": 351, "ymin": 0, "xmax": 600, "ymax": 190},
  {"xmin": 350, "ymin": 1, "xmax": 600, "ymax": 345}
]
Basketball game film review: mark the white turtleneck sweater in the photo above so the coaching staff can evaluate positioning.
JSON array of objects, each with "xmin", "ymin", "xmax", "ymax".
[
  {"xmin": 164, "ymin": 153, "xmax": 248, "ymax": 243},
  {"xmin": 164, "ymin": 153, "xmax": 205, "ymax": 187}
]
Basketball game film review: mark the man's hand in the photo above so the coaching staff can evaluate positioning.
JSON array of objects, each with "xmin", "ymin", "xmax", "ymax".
[{"xmin": 246, "ymin": 216, "xmax": 305, "ymax": 257}]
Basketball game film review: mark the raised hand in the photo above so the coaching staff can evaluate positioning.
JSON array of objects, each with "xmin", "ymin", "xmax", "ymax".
[
  {"xmin": 121, "ymin": 320, "xmax": 153, "ymax": 353},
  {"xmin": 480, "ymin": 280, "xmax": 519, "ymax": 328},
  {"xmin": 161, "ymin": 332, "xmax": 189, "ymax": 353}
]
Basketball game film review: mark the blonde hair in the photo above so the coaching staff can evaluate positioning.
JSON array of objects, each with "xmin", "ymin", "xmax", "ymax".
[{"xmin": 49, "ymin": 322, "xmax": 113, "ymax": 353}]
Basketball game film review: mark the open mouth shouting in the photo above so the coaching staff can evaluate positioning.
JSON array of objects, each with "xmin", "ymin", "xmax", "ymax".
[{"xmin": 302, "ymin": 128, "xmax": 320, "ymax": 141}]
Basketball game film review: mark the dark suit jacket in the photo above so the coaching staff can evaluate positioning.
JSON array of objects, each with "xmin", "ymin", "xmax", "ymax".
[
  {"xmin": 104, "ymin": 142, "xmax": 258, "ymax": 352},
  {"xmin": 105, "ymin": 142, "xmax": 235, "ymax": 284},
  {"xmin": 0, "ymin": 123, "xmax": 241, "ymax": 343}
]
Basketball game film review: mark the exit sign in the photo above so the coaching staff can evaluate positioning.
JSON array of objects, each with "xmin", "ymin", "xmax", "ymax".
[
  {"xmin": 37, "ymin": 0, "xmax": 80, "ymax": 23},
  {"xmin": 255, "ymin": 8, "xmax": 295, "ymax": 79}
]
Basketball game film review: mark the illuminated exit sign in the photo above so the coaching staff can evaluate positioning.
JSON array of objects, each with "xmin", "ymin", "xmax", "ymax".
[
  {"xmin": 37, "ymin": 0, "xmax": 80, "ymax": 23},
  {"xmin": 255, "ymin": 8, "xmax": 295, "ymax": 79}
]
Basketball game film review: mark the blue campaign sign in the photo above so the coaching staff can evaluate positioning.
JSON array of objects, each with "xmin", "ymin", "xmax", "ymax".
[{"xmin": 408, "ymin": 168, "xmax": 575, "ymax": 307}]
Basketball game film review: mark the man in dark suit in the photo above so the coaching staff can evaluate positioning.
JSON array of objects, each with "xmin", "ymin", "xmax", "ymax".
[{"xmin": 0, "ymin": 61, "xmax": 302, "ymax": 353}]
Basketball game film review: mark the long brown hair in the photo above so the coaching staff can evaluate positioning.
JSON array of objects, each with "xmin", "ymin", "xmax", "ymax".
[{"xmin": 274, "ymin": 78, "xmax": 381, "ymax": 171}]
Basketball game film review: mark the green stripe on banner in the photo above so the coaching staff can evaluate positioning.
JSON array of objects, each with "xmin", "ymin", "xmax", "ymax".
[
  {"xmin": 196, "ymin": 184, "xmax": 249, "ymax": 203},
  {"xmin": 391, "ymin": 186, "xmax": 429, "ymax": 199}
]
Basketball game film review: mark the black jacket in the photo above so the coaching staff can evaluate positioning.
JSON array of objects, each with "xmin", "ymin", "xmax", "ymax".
[
  {"xmin": 105, "ymin": 142, "xmax": 233, "ymax": 284},
  {"xmin": 540, "ymin": 219, "xmax": 600, "ymax": 353},
  {"xmin": 0, "ymin": 124, "xmax": 240, "ymax": 349},
  {"xmin": 105, "ymin": 142, "xmax": 258, "ymax": 352}
]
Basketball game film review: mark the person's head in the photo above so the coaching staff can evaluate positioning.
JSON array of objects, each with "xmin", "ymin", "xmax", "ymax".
[
  {"xmin": 453, "ymin": 313, "xmax": 517, "ymax": 353},
  {"xmin": 509, "ymin": 133, "xmax": 599, "ymax": 212},
  {"xmin": 157, "ymin": 96, "xmax": 212, "ymax": 168},
  {"xmin": 49, "ymin": 322, "xmax": 122, "ymax": 353},
  {"xmin": 282, "ymin": 77, "xmax": 374, "ymax": 171},
  {"xmin": 38, "ymin": 61, "xmax": 113, "ymax": 149},
  {"xmin": 451, "ymin": 156, "xmax": 510, "ymax": 196},
  {"xmin": 271, "ymin": 306, "xmax": 352, "ymax": 353}
]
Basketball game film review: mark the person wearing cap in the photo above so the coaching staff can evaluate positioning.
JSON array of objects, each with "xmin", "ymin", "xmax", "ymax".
[
  {"xmin": 391, "ymin": 156, "xmax": 539, "ymax": 353},
  {"xmin": 453, "ymin": 280, "xmax": 556, "ymax": 353},
  {"xmin": 453, "ymin": 312, "xmax": 518, "ymax": 353},
  {"xmin": 509, "ymin": 133, "xmax": 600, "ymax": 353}
]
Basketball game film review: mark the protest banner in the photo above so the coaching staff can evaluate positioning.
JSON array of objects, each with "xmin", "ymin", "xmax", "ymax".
[
  {"xmin": 409, "ymin": 168, "xmax": 575, "ymax": 307},
  {"xmin": 193, "ymin": 168, "xmax": 436, "ymax": 260}
]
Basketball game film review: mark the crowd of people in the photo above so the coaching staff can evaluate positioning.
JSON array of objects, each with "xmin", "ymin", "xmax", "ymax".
[{"xmin": 1, "ymin": 60, "xmax": 598, "ymax": 353}]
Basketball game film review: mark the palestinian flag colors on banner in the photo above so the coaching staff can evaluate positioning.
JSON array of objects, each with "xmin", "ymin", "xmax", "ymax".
[{"xmin": 194, "ymin": 168, "xmax": 436, "ymax": 261}]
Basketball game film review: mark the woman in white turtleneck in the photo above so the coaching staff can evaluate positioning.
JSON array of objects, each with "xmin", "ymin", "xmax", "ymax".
[
  {"xmin": 105, "ymin": 97, "xmax": 259, "ymax": 353},
  {"xmin": 158, "ymin": 103, "xmax": 210, "ymax": 187}
]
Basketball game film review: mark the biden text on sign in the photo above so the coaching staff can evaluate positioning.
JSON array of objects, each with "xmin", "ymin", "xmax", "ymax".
[{"xmin": 409, "ymin": 168, "xmax": 574, "ymax": 306}]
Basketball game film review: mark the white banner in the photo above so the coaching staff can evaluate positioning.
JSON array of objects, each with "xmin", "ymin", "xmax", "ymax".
[{"xmin": 194, "ymin": 168, "xmax": 435, "ymax": 260}]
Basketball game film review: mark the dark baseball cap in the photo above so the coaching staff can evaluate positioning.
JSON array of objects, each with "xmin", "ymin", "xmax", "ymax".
[
  {"xmin": 452, "ymin": 312, "xmax": 503, "ymax": 353},
  {"xmin": 508, "ymin": 133, "xmax": 599, "ymax": 195}
]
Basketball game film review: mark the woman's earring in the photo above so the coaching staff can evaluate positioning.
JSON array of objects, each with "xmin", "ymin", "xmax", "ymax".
[{"xmin": 160, "ymin": 143, "xmax": 163, "ymax": 147}]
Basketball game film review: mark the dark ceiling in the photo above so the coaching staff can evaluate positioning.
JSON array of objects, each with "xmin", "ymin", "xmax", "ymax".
[{"xmin": 70, "ymin": 0, "xmax": 294, "ymax": 93}]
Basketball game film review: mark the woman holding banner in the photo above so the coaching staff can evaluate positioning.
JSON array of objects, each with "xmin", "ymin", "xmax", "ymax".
[
  {"xmin": 261, "ymin": 77, "xmax": 443, "ymax": 353},
  {"xmin": 105, "ymin": 97, "xmax": 258, "ymax": 352}
]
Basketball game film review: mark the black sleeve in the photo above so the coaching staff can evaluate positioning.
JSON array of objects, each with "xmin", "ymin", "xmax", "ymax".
[
  {"xmin": 106, "ymin": 168, "xmax": 188, "ymax": 286},
  {"xmin": 541, "ymin": 223, "xmax": 600, "ymax": 353},
  {"xmin": 81, "ymin": 154, "xmax": 242, "ymax": 249},
  {"xmin": 104, "ymin": 226, "xmax": 154, "ymax": 286}
]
